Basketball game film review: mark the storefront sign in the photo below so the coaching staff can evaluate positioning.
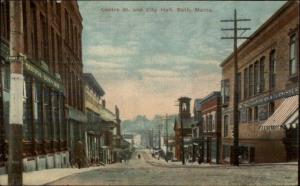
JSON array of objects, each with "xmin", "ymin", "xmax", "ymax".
[
  {"xmin": 24, "ymin": 60, "xmax": 63, "ymax": 91},
  {"xmin": 239, "ymin": 87, "xmax": 299, "ymax": 108}
]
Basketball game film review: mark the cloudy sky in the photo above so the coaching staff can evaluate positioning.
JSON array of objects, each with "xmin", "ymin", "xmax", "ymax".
[{"xmin": 78, "ymin": 1, "xmax": 286, "ymax": 120}]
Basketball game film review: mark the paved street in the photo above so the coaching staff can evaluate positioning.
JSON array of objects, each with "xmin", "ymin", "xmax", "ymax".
[{"xmin": 48, "ymin": 150, "xmax": 297, "ymax": 186}]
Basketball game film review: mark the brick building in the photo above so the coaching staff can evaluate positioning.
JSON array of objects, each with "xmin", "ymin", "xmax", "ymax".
[
  {"xmin": 220, "ymin": 1, "xmax": 299, "ymax": 163},
  {"xmin": 199, "ymin": 92, "xmax": 222, "ymax": 164},
  {"xmin": 0, "ymin": 0, "xmax": 84, "ymax": 172}
]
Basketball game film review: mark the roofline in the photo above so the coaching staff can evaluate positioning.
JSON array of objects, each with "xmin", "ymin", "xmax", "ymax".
[
  {"xmin": 220, "ymin": 0, "xmax": 293, "ymax": 67},
  {"xmin": 200, "ymin": 91, "xmax": 221, "ymax": 104},
  {"xmin": 83, "ymin": 73, "xmax": 105, "ymax": 96}
]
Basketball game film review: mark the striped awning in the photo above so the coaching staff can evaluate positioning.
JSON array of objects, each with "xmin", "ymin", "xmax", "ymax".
[{"xmin": 260, "ymin": 95, "xmax": 298, "ymax": 130}]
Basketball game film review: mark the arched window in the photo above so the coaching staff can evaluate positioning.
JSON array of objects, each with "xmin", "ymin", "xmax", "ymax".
[
  {"xmin": 269, "ymin": 50, "xmax": 276, "ymax": 89},
  {"xmin": 289, "ymin": 34, "xmax": 297, "ymax": 76},
  {"xmin": 259, "ymin": 57, "xmax": 265, "ymax": 93}
]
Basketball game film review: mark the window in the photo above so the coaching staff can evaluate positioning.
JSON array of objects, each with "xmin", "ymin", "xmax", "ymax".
[
  {"xmin": 44, "ymin": 87, "xmax": 53, "ymax": 140},
  {"xmin": 259, "ymin": 57, "xmax": 265, "ymax": 93},
  {"xmin": 254, "ymin": 61, "xmax": 259, "ymax": 95},
  {"xmin": 2, "ymin": 64, "xmax": 10, "ymax": 91},
  {"xmin": 208, "ymin": 115, "xmax": 213, "ymax": 132},
  {"xmin": 53, "ymin": 92, "xmax": 60, "ymax": 140},
  {"xmin": 224, "ymin": 115, "xmax": 229, "ymax": 137},
  {"xmin": 65, "ymin": 10, "xmax": 69, "ymax": 43},
  {"xmin": 269, "ymin": 50, "xmax": 276, "ymax": 89},
  {"xmin": 221, "ymin": 79, "xmax": 230, "ymax": 104},
  {"xmin": 23, "ymin": 77, "xmax": 33, "ymax": 140},
  {"xmin": 34, "ymin": 81, "xmax": 43, "ymax": 140},
  {"xmin": 254, "ymin": 106, "xmax": 258, "ymax": 121},
  {"xmin": 269, "ymin": 101, "xmax": 275, "ymax": 116},
  {"xmin": 31, "ymin": 2, "xmax": 38, "ymax": 59},
  {"xmin": 237, "ymin": 73, "xmax": 241, "ymax": 101},
  {"xmin": 244, "ymin": 68, "xmax": 248, "ymax": 99},
  {"xmin": 41, "ymin": 14, "xmax": 48, "ymax": 62},
  {"xmin": 289, "ymin": 34, "xmax": 297, "ymax": 76},
  {"xmin": 60, "ymin": 95, "xmax": 66, "ymax": 140},
  {"xmin": 249, "ymin": 65, "xmax": 254, "ymax": 97},
  {"xmin": 247, "ymin": 107, "xmax": 252, "ymax": 122}
]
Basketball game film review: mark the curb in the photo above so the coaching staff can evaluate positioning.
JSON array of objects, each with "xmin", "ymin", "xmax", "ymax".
[{"xmin": 43, "ymin": 167, "xmax": 103, "ymax": 185}]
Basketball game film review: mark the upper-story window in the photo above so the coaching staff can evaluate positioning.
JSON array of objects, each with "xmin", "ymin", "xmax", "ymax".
[
  {"xmin": 221, "ymin": 79, "xmax": 230, "ymax": 105},
  {"xmin": 244, "ymin": 68, "xmax": 248, "ymax": 99},
  {"xmin": 259, "ymin": 57, "xmax": 265, "ymax": 93},
  {"xmin": 254, "ymin": 61, "xmax": 259, "ymax": 95},
  {"xmin": 249, "ymin": 64, "xmax": 254, "ymax": 97},
  {"xmin": 223, "ymin": 115, "xmax": 229, "ymax": 137},
  {"xmin": 289, "ymin": 34, "xmax": 297, "ymax": 76},
  {"xmin": 269, "ymin": 50, "xmax": 276, "ymax": 89},
  {"xmin": 237, "ymin": 73, "xmax": 241, "ymax": 101}
]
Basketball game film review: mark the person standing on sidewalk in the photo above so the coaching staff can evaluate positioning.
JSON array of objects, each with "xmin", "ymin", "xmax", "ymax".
[{"xmin": 74, "ymin": 140, "xmax": 87, "ymax": 169}]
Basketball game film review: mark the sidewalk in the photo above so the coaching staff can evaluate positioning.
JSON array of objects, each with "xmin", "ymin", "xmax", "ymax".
[{"xmin": 0, "ymin": 166, "xmax": 103, "ymax": 185}]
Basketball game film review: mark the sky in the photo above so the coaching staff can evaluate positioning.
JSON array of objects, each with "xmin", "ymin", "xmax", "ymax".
[{"xmin": 78, "ymin": 1, "xmax": 286, "ymax": 120}]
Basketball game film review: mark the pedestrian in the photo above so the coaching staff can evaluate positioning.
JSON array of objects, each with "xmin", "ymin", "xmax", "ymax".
[{"xmin": 74, "ymin": 140, "xmax": 87, "ymax": 169}]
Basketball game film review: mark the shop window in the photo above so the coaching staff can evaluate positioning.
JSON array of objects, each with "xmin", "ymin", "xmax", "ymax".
[
  {"xmin": 53, "ymin": 92, "xmax": 60, "ymax": 140},
  {"xmin": 259, "ymin": 57, "xmax": 265, "ymax": 93},
  {"xmin": 254, "ymin": 106, "xmax": 258, "ymax": 121},
  {"xmin": 60, "ymin": 95, "xmax": 66, "ymax": 140},
  {"xmin": 289, "ymin": 34, "xmax": 297, "ymax": 76},
  {"xmin": 44, "ymin": 87, "xmax": 53, "ymax": 140},
  {"xmin": 269, "ymin": 50, "xmax": 276, "ymax": 89},
  {"xmin": 23, "ymin": 77, "xmax": 33, "ymax": 140},
  {"xmin": 2, "ymin": 64, "xmax": 10, "ymax": 91},
  {"xmin": 34, "ymin": 81, "xmax": 43, "ymax": 140},
  {"xmin": 221, "ymin": 79, "xmax": 230, "ymax": 105},
  {"xmin": 224, "ymin": 115, "xmax": 229, "ymax": 137},
  {"xmin": 243, "ymin": 68, "xmax": 248, "ymax": 99}
]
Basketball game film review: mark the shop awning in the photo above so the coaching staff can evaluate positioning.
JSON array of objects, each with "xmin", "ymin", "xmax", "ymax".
[
  {"xmin": 68, "ymin": 106, "xmax": 87, "ymax": 123},
  {"xmin": 260, "ymin": 95, "xmax": 298, "ymax": 130}
]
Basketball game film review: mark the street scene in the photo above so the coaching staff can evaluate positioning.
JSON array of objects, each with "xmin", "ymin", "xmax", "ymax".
[{"xmin": 0, "ymin": 0, "xmax": 299, "ymax": 185}]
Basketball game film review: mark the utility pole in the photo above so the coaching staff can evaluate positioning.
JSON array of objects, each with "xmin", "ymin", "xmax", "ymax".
[
  {"xmin": 297, "ymin": 1, "xmax": 299, "ymax": 185},
  {"xmin": 162, "ymin": 114, "xmax": 170, "ymax": 162},
  {"xmin": 8, "ymin": 1, "xmax": 24, "ymax": 185},
  {"xmin": 221, "ymin": 9, "xmax": 251, "ymax": 166},
  {"xmin": 158, "ymin": 125, "xmax": 161, "ymax": 149}
]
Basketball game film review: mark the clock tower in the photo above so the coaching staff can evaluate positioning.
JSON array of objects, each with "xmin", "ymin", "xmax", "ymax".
[{"xmin": 178, "ymin": 97, "xmax": 191, "ymax": 119}]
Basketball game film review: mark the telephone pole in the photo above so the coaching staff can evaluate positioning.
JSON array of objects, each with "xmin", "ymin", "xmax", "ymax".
[
  {"xmin": 8, "ymin": 1, "xmax": 24, "ymax": 185},
  {"xmin": 221, "ymin": 9, "xmax": 251, "ymax": 166},
  {"xmin": 162, "ymin": 114, "xmax": 171, "ymax": 161},
  {"xmin": 180, "ymin": 120, "xmax": 185, "ymax": 165}
]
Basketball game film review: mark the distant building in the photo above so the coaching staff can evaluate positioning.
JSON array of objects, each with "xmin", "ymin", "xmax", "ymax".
[
  {"xmin": 220, "ymin": 1, "xmax": 299, "ymax": 163},
  {"xmin": 83, "ymin": 73, "xmax": 105, "ymax": 165},
  {"xmin": 199, "ymin": 92, "xmax": 222, "ymax": 164},
  {"xmin": 174, "ymin": 97, "xmax": 194, "ymax": 161}
]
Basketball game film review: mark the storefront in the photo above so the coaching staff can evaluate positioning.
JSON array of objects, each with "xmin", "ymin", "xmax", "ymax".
[{"xmin": 0, "ymin": 46, "xmax": 68, "ymax": 172}]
